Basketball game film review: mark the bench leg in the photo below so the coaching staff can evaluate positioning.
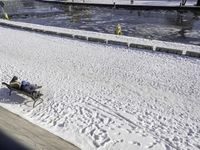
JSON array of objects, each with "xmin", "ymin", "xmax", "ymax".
[{"xmin": 32, "ymin": 98, "xmax": 36, "ymax": 108}]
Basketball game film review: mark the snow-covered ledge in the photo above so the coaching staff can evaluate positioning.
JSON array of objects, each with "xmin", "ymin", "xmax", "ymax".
[{"xmin": 0, "ymin": 19, "xmax": 200, "ymax": 58}]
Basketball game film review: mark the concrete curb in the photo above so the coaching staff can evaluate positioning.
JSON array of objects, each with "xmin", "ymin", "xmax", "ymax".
[
  {"xmin": 186, "ymin": 51, "xmax": 200, "ymax": 58},
  {"xmin": 0, "ymin": 20, "xmax": 200, "ymax": 59},
  {"xmin": 108, "ymin": 40, "xmax": 128, "ymax": 47},
  {"xmin": 130, "ymin": 43, "xmax": 153, "ymax": 51},
  {"xmin": 74, "ymin": 35, "xmax": 87, "ymax": 40},
  {"xmin": 156, "ymin": 47, "xmax": 183, "ymax": 55},
  {"xmin": 88, "ymin": 37, "xmax": 107, "ymax": 43}
]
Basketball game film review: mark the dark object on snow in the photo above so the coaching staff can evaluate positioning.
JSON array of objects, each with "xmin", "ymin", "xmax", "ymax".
[
  {"xmin": 130, "ymin": 0, "xmax": 134, "ymax": 4},
  {"xmin": 2, "ymin": 82, "xmax": 43, "ymax": 108},
  {"xmin": 0, "ymin": 1, "xmax": 4, "ymax": 7},
  {"xmin": 197, "ymin": 0, "xmax": 200, "ymax": 6},
  {"xmin": 180, "ymin": 0, "xmax": 187, "ymax": 6}
]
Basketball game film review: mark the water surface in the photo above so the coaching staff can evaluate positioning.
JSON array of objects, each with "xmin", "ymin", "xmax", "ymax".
[{"xmin": 1, "ymin": 0, "xmax": 200, "ymax": 45}]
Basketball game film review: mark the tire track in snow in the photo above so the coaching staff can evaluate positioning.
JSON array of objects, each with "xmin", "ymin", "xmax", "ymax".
[{"xmin": 87, "ymin": 96, "xmax": 177, "ymax": 150}]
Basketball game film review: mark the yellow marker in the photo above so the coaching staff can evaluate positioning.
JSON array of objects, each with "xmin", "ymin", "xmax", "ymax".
[
  {"xmin": 115, "ymin": 24, "xmax": 122, "ymax": 35},
  {"xmin": 4, "ymin": 12, "xmax": 9, "ymax": 20},
  {"xmin": 2, "ymin": 8, "xmax": 9, "ymax": 20}
]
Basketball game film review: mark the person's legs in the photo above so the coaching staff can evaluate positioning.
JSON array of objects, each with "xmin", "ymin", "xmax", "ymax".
[
  {"xmin": 32, "ymin": 90, "xmax": 42, "ymax": 98},
  {"xmin": 29, "ymin": 84, "xmax": 42, "ymax": 91},
  {"xmin": 21, "ymin": 81, "xmax": 42, "ymax": 96}
]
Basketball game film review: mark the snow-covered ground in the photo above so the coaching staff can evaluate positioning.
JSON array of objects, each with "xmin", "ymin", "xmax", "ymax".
[
  {"xmin": 52, "ymin": 0, "xmax": 197, "ymax": 6},
  {"xmin": 0, "ymin": 25, "xmax": 200, "ymax": 150}
]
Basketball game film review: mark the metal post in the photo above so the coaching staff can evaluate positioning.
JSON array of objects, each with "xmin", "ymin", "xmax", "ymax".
[
  {"xmin": 130, "ymin": 0, "xmax": 134, "ymax": 4},
  {"xmin": 197, "ymin": 0, "xmax": 200, "ymax": 6}
]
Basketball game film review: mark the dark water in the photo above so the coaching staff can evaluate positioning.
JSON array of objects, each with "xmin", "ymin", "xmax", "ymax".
[{"xmin": 1, "ymin": 0, "xmax": 200, "ymax": 45}]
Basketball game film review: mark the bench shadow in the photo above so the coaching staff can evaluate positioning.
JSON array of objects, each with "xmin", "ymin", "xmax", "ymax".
[
  {"xmin": 0, "ymin": 130, "xmax": 29, "ymax": 150},
  {"xmin": 0, "ymin": 88, "xmax": 32, "ymax": 106}
]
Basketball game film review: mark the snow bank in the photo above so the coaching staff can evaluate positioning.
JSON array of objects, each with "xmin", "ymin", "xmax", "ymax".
[{"xmin": 0, "ymin": 25, "xmax": 200, "ymax": 150}]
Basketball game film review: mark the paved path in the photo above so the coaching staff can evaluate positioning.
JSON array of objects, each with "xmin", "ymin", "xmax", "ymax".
[{"xmin": 0, "ymin": 106, "xmax": 80, "ymax": 150}]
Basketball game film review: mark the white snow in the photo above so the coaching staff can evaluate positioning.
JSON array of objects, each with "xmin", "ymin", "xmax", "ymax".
[{"xmin": 0, "ymin": 24, "xmax": 200, "ymax": 150}]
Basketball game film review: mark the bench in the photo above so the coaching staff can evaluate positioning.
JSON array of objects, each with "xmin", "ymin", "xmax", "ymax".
[{"xmin": 2, "ymin": 82, "xmax": 43, "ymax": 108}]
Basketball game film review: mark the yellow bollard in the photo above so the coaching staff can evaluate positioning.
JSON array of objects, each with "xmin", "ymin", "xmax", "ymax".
[
  {"xmin": 114, "ymin": 24, "xmax": 122, "ymax": 35},
  {"xmin": 3, "ymin": 12, "xmax": 9, "ymax": 20},
  {"xmin": 1, "ymin": 6, "xmax": 9, "ymax": 20}
]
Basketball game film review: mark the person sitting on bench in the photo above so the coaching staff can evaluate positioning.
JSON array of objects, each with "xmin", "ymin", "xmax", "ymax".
[
  {"xmin": 10, "ymin": 76, "xmax": 21, "ymax": 89},
  {"xmin": 10, "ymin": 76, "xmax": 41, "ymax": 94}
]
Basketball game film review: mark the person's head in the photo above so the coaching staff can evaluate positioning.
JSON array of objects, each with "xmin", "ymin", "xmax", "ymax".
[
  {"xmin": 11, "ymin": 76, "xmax": 18, "ymax": 82},
  {"xmin": 116, "ymin": 24, "xmax": 121, "ymax": 29}
]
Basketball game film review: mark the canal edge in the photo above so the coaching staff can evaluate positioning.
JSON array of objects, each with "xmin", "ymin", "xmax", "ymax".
[{"xmin": 0, "ymin": 19, "xmax": 200, "ymax": 59}]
